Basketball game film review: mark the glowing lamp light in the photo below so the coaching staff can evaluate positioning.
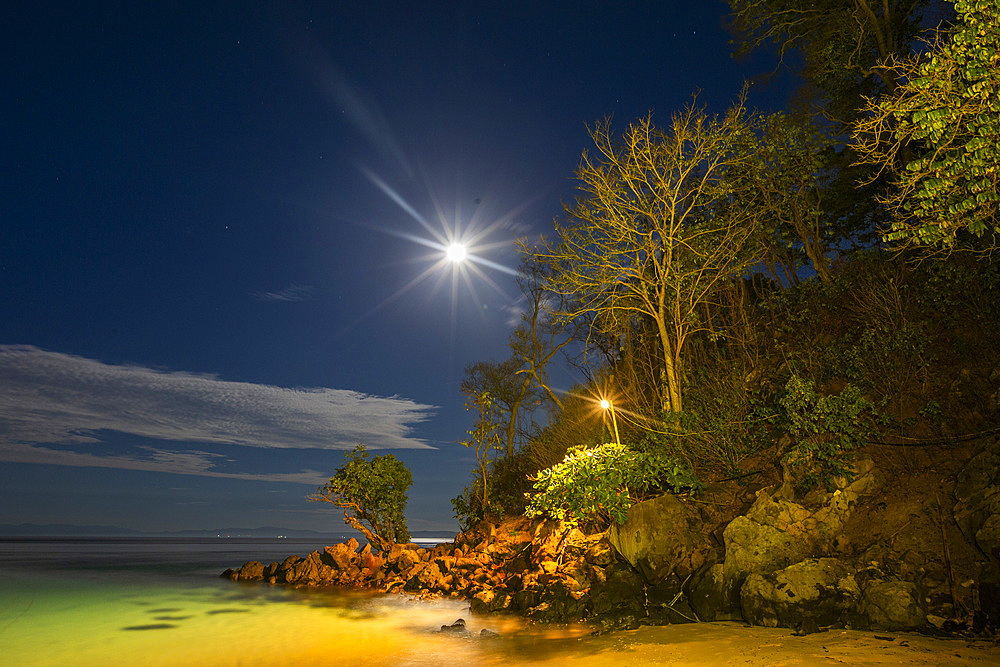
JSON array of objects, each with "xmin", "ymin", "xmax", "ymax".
[
  {"xmin": 446, "ymin": 242, "xmax": 467, "ymax": 263},
  {"xmin": 600, "ymin": 398, "xmax": 621, "ymax": 447}
]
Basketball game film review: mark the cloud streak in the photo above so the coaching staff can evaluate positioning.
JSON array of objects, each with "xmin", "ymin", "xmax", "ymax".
[
  {"xmin": 0, "ymin": 441, "xmax": 330, "ymax": 485},
  {"xmin": 0, "ymin": 345, "xmax": 437, "ymax": 480},
  {"xmin": 251, "ymin": 284, "xmax": 315, "ymax": 302}
]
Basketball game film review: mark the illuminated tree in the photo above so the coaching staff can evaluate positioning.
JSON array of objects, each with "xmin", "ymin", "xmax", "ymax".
[
  {"xmin": 528, "ymin": 94, "xmax": 766, "ymax": 413},
  {"xmin": 308, "ymin": 444, "xmax": 411, "ymax": 553},
  {"xmin": 853, "ymin": 0, "xmax": 1000, "ymax": 248}
]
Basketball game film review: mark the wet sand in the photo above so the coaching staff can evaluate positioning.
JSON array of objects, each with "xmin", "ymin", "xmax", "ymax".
[{"xmin": 546, "ymin": 621, "xmax": 1000, "ymax": 666}]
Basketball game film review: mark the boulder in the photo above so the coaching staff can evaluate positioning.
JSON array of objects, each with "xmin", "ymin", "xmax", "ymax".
[
  {"xmin": 608, "ymin": 494, "xmax": 712, "ymax": 584},
  {"xmin": 860, "ymin": 580, "xmax": 926, "ymax": 630},
  {"xmin": 236, "ymin": 560, "xmax": 264, "ymax": 581},
  {"xmin": 584, "ymin": 538, "xmax": 617, "ymax": 567},
  {"xmin": 324, "ymin": 543, "xmax": 355, "ymax": 571},
  {"xmin": 392, "ymin": 547, "xmax": 422, "ymax": 573},
  {"xmin": 741, "ymin": 557, "xmax": 861, "ymax": 628},
  {"xmin": 284, "ymin": 554, "xmax": 319, "ymax": 584},
  {"xmin": 589, "ymin": 562, "xmax": 646, "ymax": 619},
  {"xmin": 439, "ymin": 618, "xmax": 467, "ymax": 634},
  {"xmin": 407, "ymin": 562, "xmax": 446, "ymax": 592},
  {"xmin": 435, "ymin": 555, "xmax": 456, "ymax": 573},
  {"xmin": 721, "ymin": 461, "xmax": 882, "ymax": 605},
  {"xmin": 722, "ymin": 493, "xmax": 814, "ymax": 595},
  {"xmin": 560, "ymin": 528, "xmax": 591, "ymax": 559},
  {"xmin": 470, "ymin": 587, "xmax": 510, "ymax": 614},
  {"xmin": 953, "ymin": 439, "xmax": 1000, "ymax": 562},
  {"xmin": 688, "ymin": 563, "xmax": 742, "ymax": 621},
  {"xmin": 358, "ymin": 544, "xmax": 382, "ymax": 572}
]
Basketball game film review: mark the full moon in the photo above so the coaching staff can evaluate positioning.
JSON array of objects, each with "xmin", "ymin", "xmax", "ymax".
[{"xmin": 446, "ymin": 242, "xmax": 467, "ymax": 263}]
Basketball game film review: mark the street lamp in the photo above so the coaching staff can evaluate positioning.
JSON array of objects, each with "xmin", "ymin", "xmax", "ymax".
[{"xmin": 600, "ymin": 399, "xmax": 621, "ymax": 447}]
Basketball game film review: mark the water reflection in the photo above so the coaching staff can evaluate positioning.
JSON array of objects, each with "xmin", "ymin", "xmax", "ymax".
[{"xmin": 3, "ymin": 567, "xmax": 602, "ymax": 666}]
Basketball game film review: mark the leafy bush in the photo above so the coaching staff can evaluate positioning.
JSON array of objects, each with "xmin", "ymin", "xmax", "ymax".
[
  {"xmin": 524, "ymin": 442, "xmax": 701, "ymax": 529},
  {"xmin": 778, "ymin": 375, "xmax": 882, "ymax": 491}
]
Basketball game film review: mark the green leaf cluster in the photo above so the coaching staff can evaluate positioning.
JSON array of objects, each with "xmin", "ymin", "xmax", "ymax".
[
  {"xmin": 856, "ymin": 0, "xmax": 1000, "ymax": 247},
  {"xmin": 778, "ymin": 375, "xmax": 882, "ymax": 490},
  {"xmin": 524, "ymin": 442, "xmax": 701, "ymax": 529}
]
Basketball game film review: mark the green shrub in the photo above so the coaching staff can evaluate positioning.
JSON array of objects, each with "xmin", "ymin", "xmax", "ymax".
[
  {"xmin": 524, "ymin": 442, "xmax": 701, "ymax": 529},
  {"xmin": 778, "ymin": 375, "xmax": 882, "ymax": 491}
]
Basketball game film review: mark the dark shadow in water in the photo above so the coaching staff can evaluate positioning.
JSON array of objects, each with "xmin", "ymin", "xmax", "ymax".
[
  {"xmin": 147, "ymin": 608, "xmax": 182, "ymax": 613},
  {"xmin": 205, "ymin": 608, "xmax": 251, "ymax": 615},
  {"xmin": 121, "ymin": 624, "xmax": 177, "ymax": 631},
  {"xmin": 153, "ymin": 615, "xmax": 192, "ymax": 621}
]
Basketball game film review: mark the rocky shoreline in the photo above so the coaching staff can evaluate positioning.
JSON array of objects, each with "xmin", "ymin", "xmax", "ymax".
[
  {"xmin": 224, "ymin": 517, "xmax": 649, "ymax": 631},
  {"xmin": 225, "ymin": 442, "xmax": 1000, "ymax": 636}
]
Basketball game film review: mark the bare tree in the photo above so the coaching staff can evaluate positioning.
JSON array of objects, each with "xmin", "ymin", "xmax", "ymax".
[
  {"xmin": 508, "ymin": 256, "xmax": 583, "ymax": 416},
  {"xmin": 526, "ymin": 94, "xmax": 766, "ymax": 413}
]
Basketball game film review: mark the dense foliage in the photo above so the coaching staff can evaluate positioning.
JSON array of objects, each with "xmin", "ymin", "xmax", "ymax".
[
  {"xmin": 778, "ymin": 375, "xmax": 883, "ymax": 490},
  {"xmin": 854, "ymin": 0, "xmax": 1000, "ymax": 247},
  {"xmin": 728, "ymin": 0, "xmax": 950, "ymax": 122},
  {"xmin": 309, "ymin": 444, "xmax": 411, "ymax": 553},
  {"xmin": 524, "ymin": 443, "xmax": 702, "ymax": 530}
]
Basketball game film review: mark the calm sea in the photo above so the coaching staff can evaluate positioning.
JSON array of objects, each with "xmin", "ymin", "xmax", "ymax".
[{"xmin": 0, "ymin": 537, "xmax": 597, "ymax": 666}]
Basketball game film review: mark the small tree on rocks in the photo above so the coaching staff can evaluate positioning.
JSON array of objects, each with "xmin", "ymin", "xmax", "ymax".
[{"xmin": 309, "ymin": 444, "xmax": 411, "ymax": 553}]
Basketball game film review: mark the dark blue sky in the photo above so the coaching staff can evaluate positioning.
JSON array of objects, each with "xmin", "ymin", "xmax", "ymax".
[{"xmin": 1, "ymin": 1, "xmax": 792, "ymax": 533}]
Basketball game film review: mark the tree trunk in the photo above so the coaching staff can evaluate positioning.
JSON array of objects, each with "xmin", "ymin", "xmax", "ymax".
[
  {"xmin": 791, "ymin": 205, "xmax": 833, "ymax": 283},
  {"xmin": 505, "ymin": 374, "xmax": 532, "ymax": 459},
  {"xmin": 655, "ymin": 315, "xmax": 683, "ymax": 412},
  {"xmin": 342, "ymin": 512, "xmax": 391, "ymax": 554}
]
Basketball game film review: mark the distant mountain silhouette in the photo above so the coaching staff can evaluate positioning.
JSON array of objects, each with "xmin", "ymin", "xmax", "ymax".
[{"xmin": 0, "ymin": 523, "xmax": 456, "ymax": 539}]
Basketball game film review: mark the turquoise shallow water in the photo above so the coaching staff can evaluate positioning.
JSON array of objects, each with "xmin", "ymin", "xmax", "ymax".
[{"xmin": 0, "ymin": 538, "xmax": 594, "ymax": 666}]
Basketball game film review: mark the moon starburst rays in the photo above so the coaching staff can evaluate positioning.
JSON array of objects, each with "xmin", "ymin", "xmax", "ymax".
[{"xmin": 337, "ymin": 168, "xmax": 519, "ymax": 337}]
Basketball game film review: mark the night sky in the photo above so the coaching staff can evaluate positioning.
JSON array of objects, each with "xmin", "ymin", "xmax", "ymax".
[{"xmin": 1, "ymin": 1, "xmax": 792, "ymax": 534}]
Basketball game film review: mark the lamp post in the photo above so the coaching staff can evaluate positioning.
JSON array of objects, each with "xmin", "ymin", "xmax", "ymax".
[{"xmin": 600, "ymin": 399, "xmax": 621, "ymax": 447}]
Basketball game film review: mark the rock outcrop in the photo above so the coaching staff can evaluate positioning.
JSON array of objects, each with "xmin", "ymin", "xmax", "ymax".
[{"xmin": 225, "ymin": 518, "xmax": 649, "ymax": 630}]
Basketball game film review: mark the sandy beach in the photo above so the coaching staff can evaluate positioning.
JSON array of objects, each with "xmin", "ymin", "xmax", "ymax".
[{"xmin": 544, "ymin": 622, "xmax": 1000, "ymax": 666}]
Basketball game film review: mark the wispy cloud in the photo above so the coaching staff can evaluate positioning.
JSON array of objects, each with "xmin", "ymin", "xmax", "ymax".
[
  {"xmin": 251, "ymin": 284, "xmax": 315, "ymax": 302},
  {"xmin": 501, "ymin": 296, "xmax": 527, "ymax": 328},
  {"xmin": 0, "ymin": 441, "xmax": 330, "ymax": 484},
  {"xmin": 0, "ymin": 345, "xmax": 436, "ymax": 481}
]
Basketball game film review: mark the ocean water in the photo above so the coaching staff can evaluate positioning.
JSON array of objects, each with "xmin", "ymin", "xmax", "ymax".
[{"xmin": 0, "ymin": 537, "xmax": 597, "ymax": 667}]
